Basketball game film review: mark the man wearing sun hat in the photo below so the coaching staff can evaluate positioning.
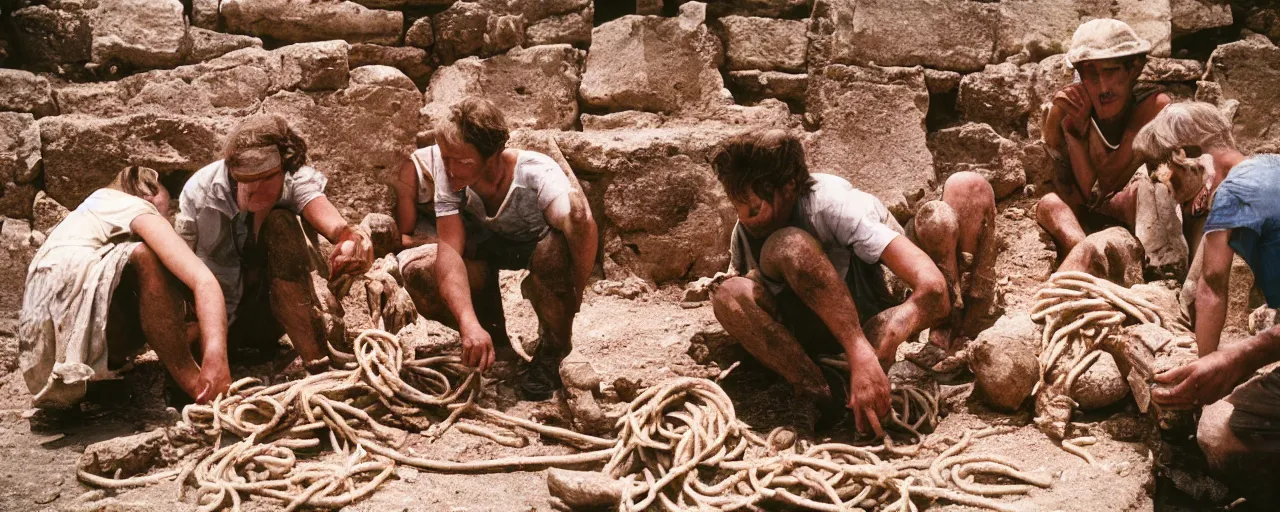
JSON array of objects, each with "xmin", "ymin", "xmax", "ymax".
[{"xmin": 1035, "ymin": 18, "xmax": 1172, "ymax": 265}]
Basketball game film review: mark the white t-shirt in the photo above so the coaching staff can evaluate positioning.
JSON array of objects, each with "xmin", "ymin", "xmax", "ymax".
[
  {"xmin": 410, "ymin": 146, "xmax": 570, "ymax": 243},
  {"xmin": 730, "ymin": 173, "xmax": 903, "ymax": 292}
]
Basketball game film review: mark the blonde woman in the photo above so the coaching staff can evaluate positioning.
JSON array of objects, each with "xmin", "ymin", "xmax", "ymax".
[{"xmin": 20, "ymin": 166, "xmax": 231, "ymax": 410}]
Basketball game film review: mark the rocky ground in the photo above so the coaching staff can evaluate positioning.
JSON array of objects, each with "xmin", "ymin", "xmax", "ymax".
[{"xmin": 0, "ymin": 198, "xmax": 1251, "ymax": 511}]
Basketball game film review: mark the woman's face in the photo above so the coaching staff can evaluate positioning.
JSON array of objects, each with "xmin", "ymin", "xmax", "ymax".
[{"xmin": 233, "ymin": 167, "xmax": 285, "ymax": 214}]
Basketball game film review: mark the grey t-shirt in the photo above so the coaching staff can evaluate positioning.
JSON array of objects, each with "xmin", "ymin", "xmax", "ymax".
[
  {"xmin": 415, "ymin": 146, "xmax": 570, "ymax": 243},
  {"xmin": 730, "ymin": 173, "xmax": 904, "ymax": 295}
]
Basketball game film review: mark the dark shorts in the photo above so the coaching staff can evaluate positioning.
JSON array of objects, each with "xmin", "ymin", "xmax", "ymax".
[
  {"xmin": 1227, "ymin": 368, "xmax": 1280, "ymax": 451},
  {"xmin": 466, "ymin": 228, "xmax": 546, "ymax": 271},
  {"xmin": 772, "ymin": 258, "xmax": 901, "ymax": 356}
]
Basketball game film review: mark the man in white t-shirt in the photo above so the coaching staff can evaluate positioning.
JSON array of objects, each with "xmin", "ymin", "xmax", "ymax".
[
  {"xmin": 396, "ymin": 98, "xmax": 597, "ymax": 400},
  {"xmin": 710, "ymin": 130, "xmax": 998, "ymax": 435}
]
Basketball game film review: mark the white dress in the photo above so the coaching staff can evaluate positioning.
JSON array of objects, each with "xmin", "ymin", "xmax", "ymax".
[{"xmin": 19, "ymin": 188, "xmax": 160, "ymax": 409}]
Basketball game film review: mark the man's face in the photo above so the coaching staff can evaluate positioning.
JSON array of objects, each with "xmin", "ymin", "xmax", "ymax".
[
  {"xmin": 728, "ymin": 184, "xmax": 796, "ymax": 239},
  {"xmin": 438, "ymin": 139, "xmax": 487, "ymax": 192},
  {"xmin": 233, "ymin": 167, "xmax": 285, "ymax": 214},
  {"xmin": 1076, "ymin": 58, "xmax": 1142, "ymax": 121}
]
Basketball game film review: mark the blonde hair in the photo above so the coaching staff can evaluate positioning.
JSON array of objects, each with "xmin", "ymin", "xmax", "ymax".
[
  {"xmin": 435, "ymin": 98, "xmax": 509, "ymax": 159},
  {"xmin": 108, "ymin": 165, "xmax": 163, "ymax": 199},
  {"xmin": 1133, "ymin": 102, "xmax": 1236, "ymax": 165}
]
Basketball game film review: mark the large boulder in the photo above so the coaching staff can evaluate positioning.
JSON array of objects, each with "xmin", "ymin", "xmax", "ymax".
[
  {"xmin": 350, "ymin": 65, "xmax": 417, "ymax": 91},
  {"xmin": 182, "ymin": 28, "xmax": 263, "ymax": 65},
  {"xmin": 1205, "ymin": 36, "xmax": 1280, "ymax": 154},
  {"xmin": 433, "ymin": 1, "xmax": 520, "ymax": 64},
  {"xmin": 221, "ymin": 0, "xmax": 403, "ymax": 46},
  {"xmin": 348, "ymin": 44, "xmax": 433, "ymax": 88},
  {"xmin": 804, "ymin": 64, "xmax": 933, "ymax": 219},
  {"xmin": 997, "ymin": 0, "xmax": 1172, "ymax": 61},
  {"xmin": 957, "ymin": 62, "xmax": 1036, "ymax": 137},
  {"xmin": 0, "ymin": 114, "xmax": 43, "ymax": 219},
  {"xmin": 261, "ymin": 82, "xmax": 421, "ymax": 221},
  {"xmin": 405, "ymin": 17, "xmax": 435, "ymax": 49},
  {"xmin": 1026, "ymin": 54, "xmax": 1075, "ymax": 141},
  {"xmin": 0, "ymin": 70, "xmax": 57, "ymax": 118},
  {"xmin": 1071, "ymin": 352, "xmax": 1131, "ymax": 410},
  {"xmin": 0, "ymin": 219, "xmax": 37, "ymax": 314},
  {"xmin": 579, "ymin": 4, "xmax": 731, "ymax": 116},
  {"xmin": 422, "ymin": 45, "xmax": 584, "ymax": 133},
  {"xmin": 38, "ymin": 114, "xmax": 225, "ymax": 209},
  {"xmin": 700, "ymin": 0, "xmax": 811, "ymax": 18},
  {"xmin": 969, "ymin": 314, "xmax": 1039, "ymax": 412},
  {"xmin": 928, "ymin": 123, "xmax": 1026, "ymax": 200},
  {"xmin": 91, "ymin": 0, "xmax": 186, "ymax": 69},
  {"xmin": 1171, "ymin": 0, "xmax": 1233, "ymax": 37},
  {"xmin": 11, "ymin": 2, "xmax": 95, "ymax": 70},
  {"xmin": 718, "ymin": 16, "xmax": 807, "ymax": 73},
  {"xmin": 191, "ymin": 0, "xmax": 219, "ymax": 30}
]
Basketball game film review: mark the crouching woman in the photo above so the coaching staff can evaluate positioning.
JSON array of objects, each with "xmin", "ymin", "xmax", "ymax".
[{"xmin": 19, "ymin": 166, "xmax": 231, "ymax": 410}]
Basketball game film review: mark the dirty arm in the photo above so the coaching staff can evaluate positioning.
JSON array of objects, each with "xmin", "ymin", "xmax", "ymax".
[
  {"xmin": 1194, "ymin": 230, "xmax": 1234, "ymax": 357},
  {"xmin": 132, "ymin": 213, "xmax": 230, "ymax": 401},
  {"xmin": 869, "ymin": 237, "xmax": 952, "ymax": 361},
  {"xmin": 544, "ymin": 189, "xmax": 597, "ymax": 303}
]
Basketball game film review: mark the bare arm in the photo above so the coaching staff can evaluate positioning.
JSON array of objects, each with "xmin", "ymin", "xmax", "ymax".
[
  {"xmin": 131, "ymin": 214, "xmax": 229, "ymax": 396},
  {"xmin": 1194, "ymin": 229, "xmax": 1234, "ymax": 357},
  {"xmin": 302, "ymin": 196, "xmax": 373, "ymax": 277},
  {"xmin": 393, "ymin": 159, "xmax": 422, "ymax": 250},
  {"xmin": 879, "ymin": 236, "xmax": 951, "ymax": 330},
  {"xmin": 435, "ymin": 214, "xmax": 495, "ymax": 371},
  {"xmin": 543, "ymin": 190, "xmax": 597, "ymax": 302}
]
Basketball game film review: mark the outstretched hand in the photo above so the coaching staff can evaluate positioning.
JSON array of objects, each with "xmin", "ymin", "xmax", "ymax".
[
  {"xmin": 847, "ymin": 351, "xmax": 891, "ymax": 437},
  {"xmin": 1152, "ymin": 349, "xmax": 1246, "ymax": 410}
]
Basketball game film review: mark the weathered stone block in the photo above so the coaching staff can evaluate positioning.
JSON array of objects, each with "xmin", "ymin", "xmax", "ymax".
[
  {"xmin": 0, "ymin": 70, "xmax": 57, "ymax": 118},
  {"xmin": 39, "ymin": 114, "xmax": 225, "ymax": 209},
  {"xmin": 11, "ymin": 3, "xmax": 94, "ymax": 69},
  {"xmin": 1171, "ymin": 0, "xmax": 1232, "ymax": 37},
  {"xmin": 423, "ymin": 45, "xmax": 584, "ymax": 132},
  {"xmin": 804, "ymin": 64, "xmax": 933, "ymax": 218},
  {"xmin": 405, "ymin": 17, "xmax": 435, "ymax": 49},
  {"xmin": 957, "ymin": 62, "xmax": 1036, "ymax": 137},
  {"xmin": 277, "ymin": 41, "xmax": 351, "ymax": 92},
  {"xmin": 350, "ymin": 65, "xmax": 416, "ymax": 91},
  {"xmin": 526, "ymin": 6, "xmax": 594, "ymax": 47},
  {"xmin": 221, "ymin": 0, "xmax": 402, "ymax": 46},
  {"xmin": 727, "ymin": 70, "xmax": 807, "ymax": 105},
  {"xmin": 1205, "ymin": 36, "xmax": 1280, "ymax": 153},
  {"xmin": 183, "ymin": 28, "xmax": 263, "ymax": 65},
  {"xmin": 580, "ymin": 7, "xmax": 729, "ymax": 115},
  {"xmin": 348, "ymin": 44, "xmax": 433, "ymax": 88},
  {"xmin": 928, "ymin": 123, "xmax": 1026, "ymax": 200},
  {"xmin": 91, "ymin": 0, "xmax": 186, "ymax": 69},
  {"xmin": 719, "ymin": 16, "xmax": 807, "ymax": 73},
  {"xmin": 811, "ymin": 0, "xmax": 999, "ymax": 72}
]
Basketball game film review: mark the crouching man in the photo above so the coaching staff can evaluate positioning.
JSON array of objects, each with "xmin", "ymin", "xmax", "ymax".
[
  {"xmin": 709, "ymin": 130, "xmax": 997, "ymax": 435},
  {"xmin": 397, "ymin": 98, "xmax": 597, "ymax": 400},
  {"xmin": 1144, "ymin": 103, "xmax": 1280, "ymax": 505}
]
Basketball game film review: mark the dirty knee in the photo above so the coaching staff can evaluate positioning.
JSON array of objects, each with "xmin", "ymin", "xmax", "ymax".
[
  {"xmin": 1197, "ymin": 400, "xmax": 1244, "ymax": 470},
  {"xmin": 914, "ymin": 201, "xmax": 959, "ymax": 241},
  {"xmin": 760, "ymin": 227, "xmax": 821, "ymax": 266},
  {"xmin": 943, "ymin": 172, "xmax": 994, "ymax": 201}
]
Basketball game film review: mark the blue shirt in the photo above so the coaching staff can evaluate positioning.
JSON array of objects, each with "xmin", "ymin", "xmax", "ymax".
[{"xmin": 1204, "ymin": 154, "xmax": 1280, "ymax": 308}]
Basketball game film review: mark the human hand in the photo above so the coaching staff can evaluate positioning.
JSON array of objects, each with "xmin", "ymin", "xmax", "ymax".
[
  {"xmin": 460, "ymin": 323, "xmax": 496, "ymax": 373},
  {"xmin": 194, "ymin": 357, "xmax": 232, "ymax": 404},
  {"xmin": 329, "ymin": 226, "xmax": 374, "ymax": 278},
  {"xmin": 1151, "ymin": 349, "xmax": 1247, "ymax": 409},
  {"xmin": 1054, "ymin": 85, "xmax": 1091, "ymax": 139},
  {"xmin": 847, "ymin": 350, "xmax": 891, "ymax": 437}
]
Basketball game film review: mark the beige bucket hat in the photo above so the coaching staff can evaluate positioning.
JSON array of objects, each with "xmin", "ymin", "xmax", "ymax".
[{"xmin": 1066, "ymin": 18, "xmax": 1151, "ymax": 66}]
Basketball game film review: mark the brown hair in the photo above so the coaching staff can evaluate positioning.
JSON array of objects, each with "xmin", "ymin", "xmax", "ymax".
[
  {"xmin": 222, "ymin": 114, "xmax": 308, "ymax": 174},
  {"xmin": 436, "ymin": 98, "xmax": 509, "ymax": 159},
  {"xmin": 711, "ymin": 129, "xmax": 814, "ymax": 204},
  {"xmin": 108, "ymin": 165, "xmax": 163, "ymax": 198}
]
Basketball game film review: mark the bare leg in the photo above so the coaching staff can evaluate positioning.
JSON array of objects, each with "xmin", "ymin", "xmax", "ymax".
[
  {"xmin": 1198, "ymin": 400, "xmax": 1280, "ymax": 504},
  {"xmin": 911, "ymin": 200, "xmax": 961, "ymax": 349},
  {"xmin": 1036, "ymin": 192, "xmax": 1088, "ymax": 257},
  {"xmin": 398, "ymin": 244, "xmax": 508, "ymax": 342},
  {"xmin": 942, "ymin": 172, "xmax": 1000, "ymax": 338},
  {"xmin": 126, "ymin": 244, "xmax": 202, "ymax": 398},
  {"xmin": 710, "ymin": 276, "xmax": 829, "ymax": 399},
  {"xmin": 259, "ymin": 210, "xmax": 327, "ymax": 366},
  {"xmin": 522, "ymin": 231, "xmax": 578, "ymax": 360}
]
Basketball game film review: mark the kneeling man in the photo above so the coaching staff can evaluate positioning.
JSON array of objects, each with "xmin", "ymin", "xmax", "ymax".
[
  {"xmin": 710, "ymin": 130, "xmax": 997, "ymax": 435},
  {"xmin": 398, "ymin": 98, "xmax": 597, "ymax": 400}
]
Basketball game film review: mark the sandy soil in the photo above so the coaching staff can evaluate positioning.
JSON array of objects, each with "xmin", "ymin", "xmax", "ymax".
[{"xmin": 0, "ymin": 198, "xmax": 1239, "ymax": 512}]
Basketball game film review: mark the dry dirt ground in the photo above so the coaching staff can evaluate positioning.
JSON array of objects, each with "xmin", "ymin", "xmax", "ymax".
[{"xmin": 0, "ymin": 199, "xmax": 1239, "ymax": 511}]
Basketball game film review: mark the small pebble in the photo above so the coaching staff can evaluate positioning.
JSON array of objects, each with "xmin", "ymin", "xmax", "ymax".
[
  {"xmin": 396, "ymin": 466, "xmax": 419, "ymax": 483},
  {"xmin": 34, "ymin": 490, "xmax": 59, "ymax": 504}
]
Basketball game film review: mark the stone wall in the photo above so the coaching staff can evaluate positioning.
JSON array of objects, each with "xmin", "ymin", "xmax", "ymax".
[{"xmin": 1, "ymin": 0, "xmax": 1278, "ymax": 287}]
